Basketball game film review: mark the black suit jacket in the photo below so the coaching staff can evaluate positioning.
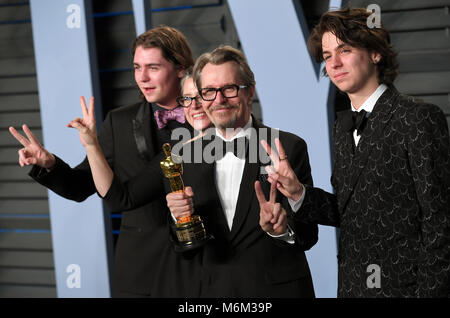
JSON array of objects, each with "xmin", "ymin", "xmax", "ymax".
[
  {"xmin": 29, "ymin": 101, "xmax": 199, "ymax": 297},
  {"xmin": 180, "ymin": 119, "xmax": 317, "ymax": 297},
  {"xmin": 104, "ymin": 117, "xmax": 318, "ymax": 297},
  {"xmin": 295, "ymin": 86, "xmax": 450, "ymax": 297}
]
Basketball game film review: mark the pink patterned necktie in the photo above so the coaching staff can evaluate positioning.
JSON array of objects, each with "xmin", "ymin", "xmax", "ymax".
[{"xmin": 154, "ymin": 107, "xmax": 186, "ymax": 129}]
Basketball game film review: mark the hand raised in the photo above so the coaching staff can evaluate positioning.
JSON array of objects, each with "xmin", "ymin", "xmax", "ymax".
[
  {"xmin": 67, "ymin": 96, "xmax": 98, "ymax": 148},
  {"xmin": 255, "ymin": 180, "xmax": 287, "ymax": 236},
  {"xmin": 261, "ymin": 138, "xmax": 303, "ymax": 201},
  {"xmin": 9, "ymin": 124, "xmax": 55, "ymax": 169}
]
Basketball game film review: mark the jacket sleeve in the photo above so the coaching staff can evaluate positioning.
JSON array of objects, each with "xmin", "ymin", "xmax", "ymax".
[
  {"xmin": 292, "ymin": 119, "xmax": 341, "ymax": 228},
  {"xmin": 28, "ymin": 111, "xmax": 115, "ymax": 202},
  {"xmin": 102, "ymin": 151, "xmax": 166, "ymax": 213},
  {"xmin": 408, "ymin": 104, "xmax": 450, "ymax": 297},
  {"xmin": 283, "ymin": 135, "xmax": 319, "ymax": 250},
  {"xmin": 295, "ymin": 185, "xmax": 340, "ymax": 227}
]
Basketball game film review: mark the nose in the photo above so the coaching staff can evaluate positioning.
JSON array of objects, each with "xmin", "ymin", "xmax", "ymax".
[
  {"xmin": 329, "ymin": 55, "xmax": 342, "ymax": 69},
  {"xmin": 137, "ymin": 69, "xmax": 150, "ymax": 82},
  {"xmin": 214, "ymin": 89, "xmax": 226, "ymax": 104},
  {"xmin": 191, "ymin": 97, "xmax": 202, "ymax": 109}
]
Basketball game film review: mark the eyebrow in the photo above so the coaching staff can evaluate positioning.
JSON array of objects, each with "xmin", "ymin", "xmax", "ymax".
[
  {"xmin": 133, "ymin": 63, "xmax": 162, "ymax": 67},
  {"xmin": 323, "ymin": 44, "xmax": 348, "ymax": 55},
  {"xmin": 203, "ymin": 83, "xmax": 236, "ymax": 88}
]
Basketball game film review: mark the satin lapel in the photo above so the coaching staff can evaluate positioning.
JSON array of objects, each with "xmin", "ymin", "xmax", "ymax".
[
  {"xmin": 340, "ymin": 87, "xmax": 399, "ymax": 210},
  {"xmin": 132, "ymin": 102, "xmax": 155, "ymax": 162},
  {"xmin": 336, "ymin": 110, "xmax": 356, "ymax": 159},
  {"xmin": 187, "ymin": 138, "xmax": 229, "ymax": 240},
  {"xmin": 229, "ymin": 157, "xmax": 259, "ymax": 241},
  {"xmin": 198, "ymin": 162, "xmax": 227, "ymax": 233},
  {"xmin": 333, "ymin": 111, "xmax": 356, "ymax": 211},
  {"xmin": 229, "ymin": 120, "xmax": 262, "ymax": 242}
]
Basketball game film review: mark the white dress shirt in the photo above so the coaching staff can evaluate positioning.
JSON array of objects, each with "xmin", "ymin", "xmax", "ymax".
[
  {"xmin": 215, "ymin": 118, "xmax": 253, "ymax": 230},
  {"xmin": 352, "ymin": 84, "xmax": 387, "ymax": 146},
  {"xmin": 214, "ymin": 118, "xmax": 298, "ymax": 243}
]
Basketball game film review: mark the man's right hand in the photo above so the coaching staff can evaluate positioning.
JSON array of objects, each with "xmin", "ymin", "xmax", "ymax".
[
  {"xmin": 9, "ymin": 124, "xmax": 56, "ymax": 169},
  {"xmin": 255, "ymin": 180, "xmax": 288, "ymax": 236},
  {"xmin": 166, "ymin": 186, "xmax": 195, "ymax": 221}
]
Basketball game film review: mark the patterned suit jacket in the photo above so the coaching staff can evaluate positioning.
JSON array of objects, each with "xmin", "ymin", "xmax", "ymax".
[{"xmin": 295, "ymin": 86, "xmax": 450, "ymax": 297}]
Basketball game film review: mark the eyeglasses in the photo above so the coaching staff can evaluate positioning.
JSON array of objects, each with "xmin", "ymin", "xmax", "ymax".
[
  {"xmin": 177, "ymin": 95, "xmax": 202, "ymax": 107},
  {"xmin": 200, "ymin": 84, "xmax": 248, "ymax": 101}
]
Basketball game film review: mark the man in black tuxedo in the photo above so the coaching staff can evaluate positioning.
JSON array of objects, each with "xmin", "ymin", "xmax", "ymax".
[
  {"xmin": 264, "ymin": 8, "xmax": 450, "ymax": 297},
  {"xmin": 165, "ymin": 45, "xmax": 318, "ymax": 297},
  {"xmin": 9, "ymin": 26, "xmax": 199, "ymax": 297}
]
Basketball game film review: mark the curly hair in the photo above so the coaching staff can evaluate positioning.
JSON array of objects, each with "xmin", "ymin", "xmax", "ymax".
[{"xmin": 307, "ymin": 7, "xmax": 399, "ymax": 85}]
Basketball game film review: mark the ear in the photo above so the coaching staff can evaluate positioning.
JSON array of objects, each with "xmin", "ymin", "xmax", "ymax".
[
  {"xmin": 246, "ymin": 85, "xmax": 256, "ymax": 105},
  {"xmin": 177, "ymin": 66, "xmax": 185, "ymax": 79},
  {"xmin": 371, "ymin": 51, "xmax": 382, "ymax": 64}
]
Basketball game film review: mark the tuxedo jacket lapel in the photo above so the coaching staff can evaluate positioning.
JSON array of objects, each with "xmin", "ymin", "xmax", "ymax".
[
  {"xmin": 229, "ymin": 119, "xmax": 266, "ymax": 242},
  {"xmin": 340, "ymin": 87, "xmax": 399, "ymax": 210},
  {"xmin": 229, "ymin": 158, "xmax": 259, "ymax": 241},
  {"xmin": 336, "ymin": 111, "xmax": 356, "ymax": 158},
  {"xmin": 132, "ymin": 102, "xmax": 156, "ymax": 162},
  {"xmin": 185, "ymin": 139, "xmax": 230, "ymax": 242},
  {"xmin": 200, "ymin": 162, "xmax": 230, "ymax": 240}
]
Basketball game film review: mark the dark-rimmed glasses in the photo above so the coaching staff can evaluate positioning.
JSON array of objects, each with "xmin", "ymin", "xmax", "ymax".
[
  {"xmin": 177, "ymin": 95, "xmax": 202, "ymax": 107},
  {"xmin": 200, "ymin": 84, "xmax": 248, "ymax": 101}
]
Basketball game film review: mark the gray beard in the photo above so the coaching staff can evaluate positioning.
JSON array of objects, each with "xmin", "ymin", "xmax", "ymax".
[
  {"xmin": 209, "ymin": 104, "xmax": 238, "ymax": 130},
  {"xmin": 214, "ymin": 115, "xmax": 237, "ymax": 131}
]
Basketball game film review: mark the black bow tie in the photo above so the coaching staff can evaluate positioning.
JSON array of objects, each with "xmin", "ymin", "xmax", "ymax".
[
  {"xmin": 342, "ymin": 110, "xmax": 368, "ymax": 136},
  {"xmin": 213, "ymin": 136, "xmax": 248, "ymax": 159}
]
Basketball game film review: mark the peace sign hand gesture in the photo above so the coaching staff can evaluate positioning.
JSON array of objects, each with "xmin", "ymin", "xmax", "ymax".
[
  {"xmin": 9, "ymin": 124, "xmax": 56, "ymax": 169},
  {"xmin": 261, "ymin": 138, "xmax": 303, "ymax": 201},
  {"xmin": 255, "ymin": 180, "xmax": 287, "ymax": 236},
  {"xmin": 67, "ymin": 96, "xmax": 98, "ymax": 148}
]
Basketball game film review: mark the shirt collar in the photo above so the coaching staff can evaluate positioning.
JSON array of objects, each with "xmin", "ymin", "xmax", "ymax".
[
  {"xmin": 151, "ymin": 103, "xmax": 182, "ymax": 112},
  {"xmin": 351, "ymin": 83, "xmax": 388, "ymax": 113},
  {"xmin": 215, "ymin": 116, "xmax": 253, "ymax": 141}
]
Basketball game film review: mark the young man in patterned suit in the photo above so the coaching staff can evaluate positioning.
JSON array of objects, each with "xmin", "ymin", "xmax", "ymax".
[{"xmin": 263, "ymin": 7, "xmax": 450, "ymax": 297}]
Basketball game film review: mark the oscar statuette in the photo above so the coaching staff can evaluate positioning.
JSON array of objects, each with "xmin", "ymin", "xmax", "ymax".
[{"xmin": 160, "ymin": 143, "xmax": 212, "ymax": 252}]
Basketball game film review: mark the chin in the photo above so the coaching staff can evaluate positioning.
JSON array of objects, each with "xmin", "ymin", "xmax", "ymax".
[
  {"xmin": 194, "ymin": 124, "xmax": 208, "ymax": 131},
  {"xmin": 216, "ymin": 120, "xmax": 236, "ymax": 131},
  {"xmin": 335, "ymin": 84, "xmax": 352, "ymax": 94}
]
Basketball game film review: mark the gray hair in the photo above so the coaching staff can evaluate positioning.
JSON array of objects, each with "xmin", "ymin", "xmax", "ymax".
[{"xmin": 193, "ymin": 45, "xmax": 256, "ymax": 89}]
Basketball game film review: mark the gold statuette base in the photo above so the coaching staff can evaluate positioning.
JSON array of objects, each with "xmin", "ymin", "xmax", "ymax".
[{"xmin": 171, "ymin": 215, "xmax": 213, "ymax": 252}]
